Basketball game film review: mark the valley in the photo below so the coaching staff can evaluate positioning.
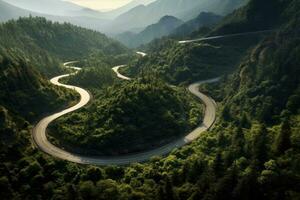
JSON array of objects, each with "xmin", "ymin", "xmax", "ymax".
[
  {"xmin": 33, "ymin": 53, "xmax": 218, "ymax": 164},
  {"xmin": 0, "ymin": 0, "xmax": 299, "ymax": 199}
]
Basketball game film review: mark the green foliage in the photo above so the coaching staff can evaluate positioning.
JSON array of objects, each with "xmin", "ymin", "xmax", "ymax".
[
  {"xmin": 126, "ymin": 33, "xmax": 264, "ymax": 85},
  {"xmin": 127, "ymin": 41, "xmax": 239, "ymax": 84},
  {"xmin": 67, "ymin": 66, "xmax": 116, "ymax": 91},
  {"xmin": 274, "ymin": 120, "xmax": 292, "ymax": 155},
  {"xmin": 64, "ymin": 51, "xmax": 134, "ymax": 91},
  {"xmin": 50, "ymin": 77, "xmax": 203, "ymax": 155},
  {"xmin": 1, "ymin": 1, "xmax": 300, "ymax": 200},
  {"xmin": 0, "ymin": 16, "xmax": 128, "ymax": 76},
  {"xmin": 0, "ymin": 53, "xmax": 77, "ymax": 121},
  {"xmin": 212, "ymin": 0, "xmax": 286, "ymax": 35}
]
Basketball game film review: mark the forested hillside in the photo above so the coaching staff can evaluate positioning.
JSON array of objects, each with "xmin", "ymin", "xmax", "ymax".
[
  {"xmin": 0, "ymin": 50, "xmax": 77, "ymax": 122},
  {"xmin": 49, "ymin": 77, "xmax": 203, "ymax": 155},
  {"xmin": 0, "ymin": 0, "xmax": 299, "ymax": 199},
  {"xmin": 123, "ymin": 33, "xmax": 264, "ymax": 84},
  {"xmin": 0, "ymin": 17, "xmax": 128, "ymax": 75},
  {"xmin": 210, "ymin": 0, "xmax": 285, "ymax": 35},
  {"xmin": 123, "ymin": 0, "xmax": 290, "ymax": 85},
  {"xmin": 171, "ymin": 12, "xmax": 222, "ymax": 38}
]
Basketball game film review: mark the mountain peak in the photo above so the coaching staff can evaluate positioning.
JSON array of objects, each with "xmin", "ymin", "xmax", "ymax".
[{"xmin": 159, "ymin": 15, "xmax": 181, "ymax": 23}]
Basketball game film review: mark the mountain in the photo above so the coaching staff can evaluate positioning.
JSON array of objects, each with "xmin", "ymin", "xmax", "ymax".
[
  {"xmin": 0, "ymin": 0, "xmax": 34, "ymax": 21},
  {"xmin": 116, "ymin": 15, "xmax": 183, "ymax": 47},
  {"xmin": 1, "ymin": 0, "xmax": 300, "ymax": 199},
  {"xmin": 206, "ymin": 0, "xmax": 300, "ymax": 123},
  {"xmin": 103, "ymin": 0, "xmax": 248, "ymax": 34},
  {"xmin": 0, "ymin": 0, "xmax": 110, "ymax": 32},
  {"xmin": 0, "ymin": 16, "xmax": 128, "ymax": 75},
  {"xmin": 178, "ymin": 0, "xmax": 249, "ymax": 21},
  {"xmin": 171, "ymin": 12, "xmax": 222, "ymax": 38},
  {"xmin": 123, "ymin": 0, "xmax": 284, "ymax": 84},
  {"xmin": 2, "ymin": 0, "xmax": 155, "ymax": 20},
  {"xmin": 102, "ymin": 0, "xmax": 156, "ymax": 19},
  {"xmin": 211, "ymin": 0, "xmax": 282, "ymax": 35},
  {"xmin": 3, "ymin": 0, "xmax": 91, "ymax": 17},
  {"xmin": 0, "ymin": 49, "xmax": 76, "ymax": 122}
]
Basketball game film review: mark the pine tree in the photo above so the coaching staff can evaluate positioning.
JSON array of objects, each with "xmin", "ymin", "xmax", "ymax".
[
  {"xmin": 252, "ymin": 124, "xmax": 269, "ymax": 165},
  {"xmin": 221, "ymin": 104, "xmax": 231, "ymax": 121},
  {"xmin": 274, "ymin": 120, "xmax": 291, "ymax": 155},
  {"xmin": 231, "ymin": 127, "xmax": 245, "ymax": 157},
  {"xmin": 212, "ymin": 151, "xmax": 224, "ymax": 178}
]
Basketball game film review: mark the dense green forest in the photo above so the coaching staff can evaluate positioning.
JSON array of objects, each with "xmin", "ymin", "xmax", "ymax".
[
  {"xmin": 0, "ymin": 50, "xmax": 77, "ymax": 122},
  {"xmin": 49, "ymin": 77, "xmax": 203, "ymax": 155},
  {"xmin": 0, "ymin": 0, "xmax": 300, "ymax": 199},
  {"xmin": 64, "ymin": 51, "xmax": 135, "ymax": 91},
  {"xmin": 0, "ymin": 17, "xmax": 129, "ymax": 76},
  {"xmin": 122, "ymin": 29, "xmax": 268, "ymax": 84}
]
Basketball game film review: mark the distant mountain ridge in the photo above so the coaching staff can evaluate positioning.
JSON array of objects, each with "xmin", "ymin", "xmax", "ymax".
[
  {"xmin": 171, "ymin": 12, "xmax": 222, "ymax": 38},
  {"xmin": 0, "ymin": 0, "xmax": 33, "ymax": 21},
  {"xmin": 104, "ymin": 0, "xmax": 248, "ymax": 34},
  {"xmin": 102, "ymin": 0, "xmax": 156, "ymax": 19},
  {"xmin": 3, "ymin": 0, "xmax": 95, "ymax": 17},
  {"xmin": 0, "ymin": 0, "xmax": 249, "ymax": 36},
  {"xmin": 116, "ymin": 15, "xmax": 183, "ymax": 48},
  {"xmin": 0, "ymin": 0, "xmax": 111, "ymax": 32}
]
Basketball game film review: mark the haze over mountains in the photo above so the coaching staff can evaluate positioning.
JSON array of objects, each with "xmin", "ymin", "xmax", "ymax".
[
  {"xmin": 104, "ymin": 0, "xmax": 248, "ymax": 34},
  {"xmin": 4, "ymin": 0, "xmax": 85, "ymax": 16},
  {"xmin": 0, "ymin": 0, "xmax": 111, "ymax": 30},
  {"xmin": 1, "ymin": 0, "xmax": 300, "ymax": 199},
  {"xmin": 1, "ymin": 0, "xmax": 248, "ymax": 36},
  {"xmin": 116, "ymin": 16, "xmax": 184, "ymax": 48}
]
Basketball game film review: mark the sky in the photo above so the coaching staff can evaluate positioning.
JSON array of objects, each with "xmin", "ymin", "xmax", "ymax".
[{"xmin": 65, "ymin": 0, "xmax": 134, "ymax": 11}]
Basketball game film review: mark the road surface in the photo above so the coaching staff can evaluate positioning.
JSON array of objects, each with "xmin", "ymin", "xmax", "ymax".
[
  {"xmin": 178, "ymin": 30, "xmax": 274, "ymax": 44},
  {"xmin": 32, "ymin": 52, "xmax": 218, "ymax": 165},
  {"xmin": 112, "ymin": 65, "xmax": 131, "ymax": 80},
  {"xmin": 112, "ymin": 51, "xmax": 146, "ymax": 81}
]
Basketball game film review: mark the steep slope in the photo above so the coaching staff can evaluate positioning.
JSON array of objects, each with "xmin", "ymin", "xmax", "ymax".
[
  {"xmin": 0, "ymin": 0, "xmax": 300, "ymax": 199},
  {"xmin": 0, "ymin": 50, "xmax": 76, "ymax": 122},
  {"xmin": 210, "ymin": 0, "xmax": 285, "ymax": 35},
  {"xmin": 178, "ymin": 0, "xmax": 248, "ymax": 21},
  {"xmin": 211, "ymin": 0, "xmax": 300, "ymax": 124},
  {"xmin": 171, "ymin": 12, "xmax": 222, "ymax": 38},
  {"xmin": 116, "ymin": 16, "xmax": 183, "ymax": 47},
  {"xmin": 0, "ymin": 17, "xmax": 128, "ymax": 75}
]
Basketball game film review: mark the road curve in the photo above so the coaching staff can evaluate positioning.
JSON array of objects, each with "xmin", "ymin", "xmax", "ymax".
[
  {"xmin": 32, "ymin": 52, "xmax": 219, "ymax": 165},
  {"xmin": 112, "ymin": 65, "xmax": 131, "ymax": 80}
]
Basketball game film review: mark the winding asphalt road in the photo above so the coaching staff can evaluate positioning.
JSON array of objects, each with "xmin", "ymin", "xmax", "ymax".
[
  {"xmin": 32, "ymin": 51, "xmax": 219, "ymax": 165},
  {"xmin": 178, "ymin": 30, "xmax": 274, "ymax": 44}
]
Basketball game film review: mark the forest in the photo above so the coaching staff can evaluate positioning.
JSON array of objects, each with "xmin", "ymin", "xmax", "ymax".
[
  {"xmin": 0, "ymin": 16, "xmax": 129, "ymax": 76},
  {"xmin": 0, "ymin": 0, "xmax": 299, "ymax": 199},
  {"xmin": 50, "ymin": 76, "xmax": 203, "ymax": 155}
]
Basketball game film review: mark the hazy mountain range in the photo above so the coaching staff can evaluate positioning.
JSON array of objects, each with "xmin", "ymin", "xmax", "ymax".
[
  {"xmin": 0, "ymin": 0, "xmax": 111, "ymax": 30},
  {"xmin": 2, "ymin": 0, "xmax": 155, "ymax": 20},
  {"xmin": 115, "ymin": 12, "xmax": 223, "ymax": 48},
  {"xmin": 1, "ymin": 0, "xmax": 248, "ymax": 35},
  {"xmin": 1, "ymin": 0, "xmax": 299, "ymax": 198},
  {"xmin": 116, "ymin": 15, "xmax": 184, "ymax": 48},
  {"xmin": 104, "ymin": 0, "xmax": 248, "ymax": 34},
  {"xmin": 171, "ymin": 12, "xmax": 222, "ymax": 38}
]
